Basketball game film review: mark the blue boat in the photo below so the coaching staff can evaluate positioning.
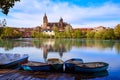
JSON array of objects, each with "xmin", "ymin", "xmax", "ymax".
[
  {"xmin": 75, "ymin": 62, "xmax": 109, "ymax": 73},
  {"xmin": 21, "ymin": 61, "xmax": 51, "ymax": 71},
  {"xmin": 47, "ymin": 58, "xmax": 64, "ymax": 72},
  {"xmin": 64, "ymin": 58, "xmax": 83, "ymax": 72},
  {"xmin": 0, "ymin": 53, "xmax": 28, "ymax": 69}
]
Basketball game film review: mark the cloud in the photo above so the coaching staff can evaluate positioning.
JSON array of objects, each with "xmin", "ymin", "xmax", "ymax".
[{"xmin": 0, "ymin": 0, "xmax": 120, "ymax": 28}]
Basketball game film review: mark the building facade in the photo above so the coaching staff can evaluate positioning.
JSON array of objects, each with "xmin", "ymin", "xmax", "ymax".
[{"xmin": 42, "ymin": 14, "xmax": 72, "ymax": 33}]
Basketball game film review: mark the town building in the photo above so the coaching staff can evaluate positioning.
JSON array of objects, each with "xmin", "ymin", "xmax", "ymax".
[
  {"xmin": 41, "ymin": 13, "xmax": 72, "ymax": 35},
  {"xmin": 93, "ymin": 26, "xmax": 106, "ymax": 32}
]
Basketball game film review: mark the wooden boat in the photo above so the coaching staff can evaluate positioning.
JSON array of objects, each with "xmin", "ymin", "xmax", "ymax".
[
  {"xmin": 0, "ymin": 53, "xmax": 28, "ymax": 69},
  {"xmin": 21, "ymin": 61, "xmax": 51, "ymax": 71},
  {"xmin": 64, "ymin": 58, "xmax": 83, "ymax": 72},
  {"xmin": 46, "ymin": 58, "xmax": 64, "ymax": 72},
  {"xmin": 75, "ymin": 62, "xmax": 109, "ymax": 73}
]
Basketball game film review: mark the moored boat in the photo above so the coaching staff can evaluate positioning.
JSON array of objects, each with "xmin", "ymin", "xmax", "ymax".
[
  {"xmin": 21, "ymin": 61, "xmax": 51, "ymax": 71},
  {"xmin": 47, "ymin": 58, "xmax": 64, "ymax": 72},
  {"xmin": 0, "ymin": 53, "xmax": 28, "ymax": 69},
  {"xmin": 64, "ymin": 58, "xmax": 83, "ymax": 72},
  {"xmin": 75, "ymin": 62, "xmax": 109, "ymax": 73}
]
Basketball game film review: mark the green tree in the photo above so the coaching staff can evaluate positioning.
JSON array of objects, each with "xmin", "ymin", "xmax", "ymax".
[
  {"xmin": 0, "ymin": 27, "xmax": 4, "ymax": 38},
  {"xmin": 0, "ymin": 0, "xmax": 20, "ymax": 15},
  {"xmin": 74, "ymin": 29, "xmax": 82, "ymax": 38},
  {"xmin": 53, "ymin": 25, "xmax": 59, "ymax": 38},
  {"xmin": 65, "ymin": 25, "xmax": 71, "ymax": 38},
  {"xmin": 102, "ymin": 28, "xmax": 115, "ymax": 39},
  {"xmin": 94, "ymin": 29, "xmax": 105, "ymax": 39},
  {"xmin": 71, "ymin": 30, "xmax": 75, "ymax": 38},
  {"xmin": 114, "ymin": 24, "xmax": 120, "ymax": 39},
  {"xmin": 32, "ymin": 30, "xmax": 43, "ymax": 38},
  {"xmin": 81, "ymin": 31, "xmax": 87, "ymax": 38},
  {"xmin": 2, "ymin": 27, "xmax": 15, "ymax": 38},
  {"xmin": 86, "ymin": 30, "xmax": 95, "ymax": 39}
]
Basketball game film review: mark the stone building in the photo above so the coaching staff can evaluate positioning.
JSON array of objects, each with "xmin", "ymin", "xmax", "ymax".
[
  {"xmin": 93, "ymin": 26, "xmax": 106, "ymax": 32},
  {"xmin": 41, "ymin": 13, "xmax": 72, "ymax": 32}
]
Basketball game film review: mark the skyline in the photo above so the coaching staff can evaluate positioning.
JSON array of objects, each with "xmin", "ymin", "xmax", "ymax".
[{"xmin": 0, "ymin": 0, "xmax": 120, "ymax": 28}]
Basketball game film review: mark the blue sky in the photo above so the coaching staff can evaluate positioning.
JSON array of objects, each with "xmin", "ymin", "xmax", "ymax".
[{"xmin": 0, "ymin": 0, "xmax": 120, "ymax": 28}]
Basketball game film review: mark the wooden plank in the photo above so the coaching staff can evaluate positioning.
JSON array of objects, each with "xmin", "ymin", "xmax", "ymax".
[
  {"xmin": 22, "ymin": 76, "xmax": 32, "ymax": 80},
  {"xmin": 0, "ymin": 69, "xmax": 13, "ymax": 74},
  {"xmin": 0, "ymin": 69, "xmax": 74, "ymax": 80}
]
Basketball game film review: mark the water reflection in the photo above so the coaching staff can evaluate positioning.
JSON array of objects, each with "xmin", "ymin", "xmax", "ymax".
[
  {"xmin": 1, "ymin": 39, "xmax": 120, "ymax": 79},
  {"xmin": 43, "ymin": 42, "xmax": 66, "ymax": 61},
  {"xmin": 0, "ymin": 39, "xmax": 120, "ymax": 54}
]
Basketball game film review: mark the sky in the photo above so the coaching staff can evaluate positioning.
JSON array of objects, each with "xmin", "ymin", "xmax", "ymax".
[{"xmin": 0, "ymin": 0, "xmax": 120, "ymax": 28}]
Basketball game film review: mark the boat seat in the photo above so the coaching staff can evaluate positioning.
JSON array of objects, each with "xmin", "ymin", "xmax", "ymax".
[{"xmin": 82, "ymin": 64, "xmax": 89, "ymax": 68}]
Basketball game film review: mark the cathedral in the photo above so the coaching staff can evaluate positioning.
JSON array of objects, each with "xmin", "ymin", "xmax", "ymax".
[{"xmin": 42, "ymin": 14, "xmax": 72, "ymax": 32}]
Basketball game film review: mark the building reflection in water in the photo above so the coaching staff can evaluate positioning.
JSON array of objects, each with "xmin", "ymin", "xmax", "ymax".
[{"xmin": 42, "ymin": 40, "xmax": 66, "ymax": 62}]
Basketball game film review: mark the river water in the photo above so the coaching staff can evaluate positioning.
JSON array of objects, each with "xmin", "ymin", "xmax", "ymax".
[{"xmin": 0, "ymin": 38, "xmax": 120, "ymax": 80}]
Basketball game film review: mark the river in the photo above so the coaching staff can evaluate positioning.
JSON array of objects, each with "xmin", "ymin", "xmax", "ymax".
[{"xmin": 0, "ymin": 38, "xmax": 120, "ymax": 80}]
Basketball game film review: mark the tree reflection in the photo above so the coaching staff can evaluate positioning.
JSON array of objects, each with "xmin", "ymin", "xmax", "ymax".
[
  {"xmin": 0, "ymin": 38, "xmax": 120, "ymax": 54},
  {"xmin": 114, "ymin": 42, "xmax": 120, "ymax": 54},
  {"xmin": 0, "ymin": 39, "xmax": 14, "ymax": 50}
]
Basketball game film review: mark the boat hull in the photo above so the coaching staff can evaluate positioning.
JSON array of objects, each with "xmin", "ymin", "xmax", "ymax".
[
  {"xmin": 75, "ymin": 62, "xmax": 109, "ymax": 73},
  {"xmin": 21, "ymin": 65, "xmax": 51, "ymax": 71},
  {"xmin": 0, "ymin": 54, "xmax": 28, "ymax": 69},
  {"xmin": 64, "ymin": 58, "xmax": 83, "ymax": 72},
  {"xmin": 50, "ymin": 64, "xmax": 63, "ymax": 72},
  {"xmin": 21, "ymin": 61, "xmax": 51, "ymax": 71},
  {"xmin": 47, "ymin": 58, "xmax": 64, "ymax": 72}
]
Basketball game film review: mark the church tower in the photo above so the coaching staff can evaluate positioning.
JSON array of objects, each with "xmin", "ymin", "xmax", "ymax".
[
  {"xmin": 59, "ymin": 17, "xmax": 63, "ymax": 22},
  {"xmin": 43, "ymin": 13, "xmax": 48, "ymax": 28},
  {"xmin": 59, "ymin": 17, "xmax": 63, "ymax": 28}
]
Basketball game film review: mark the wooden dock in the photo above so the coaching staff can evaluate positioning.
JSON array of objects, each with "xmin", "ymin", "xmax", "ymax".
[
  {"xmin": 0, "ymin": 69, "xmax": 108, "ymax": 80},
  {"xmin": 0, "ymin": 69, "xmax": 75, "ymax": 80}
]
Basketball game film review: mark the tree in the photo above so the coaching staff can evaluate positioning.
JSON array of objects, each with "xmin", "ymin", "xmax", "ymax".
[
  {"xmin": 0, "ymin": 0, "xmax": 20, "ymax": 15},
  {"xmin": 32, "ymin": 30, "xmax": 43, "ymax": 38},
  {"xmin": 2, "ymin": 27, "xmax": 15, "ymax": 38},
  {"xmin": 53, "ymin": 25, "xmax": 59, "ymax": 38},
  {"xmin": 114, "ymin": 24, "xmax": 120, "ymax": 39},
  {"xmin": 102, "ymin": 28, "xmax": 115, "ymax": 39},
  {"xmin": 74, "ymin": 29, "xmax": 82, "ymax": 38},
  {"xmin": 65, "ymin": 25, "xmax": 71, "ymax": 38},
  {"xmin": 2, "ymin": 19, "xmax": 7, "ymax": 26},
  {"xmin": 0, "ymin": 27, "xmax": 4, "ymax": 38},
  {"xmin": 0, "ymin": 19, "xmax": 7, "ymax": 27},
  {"xmin": 94, "ymin": 29, "xmax": 105, "ymax": 39},
  {"xmin": 86, "ymin": 30, "xmax": 95, "ymax": 39}
]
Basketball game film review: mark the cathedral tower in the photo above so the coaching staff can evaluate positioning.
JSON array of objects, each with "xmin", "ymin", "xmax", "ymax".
[
  {"xmin": 59, "ymin": 17, "xmax": 63, "ymax": 28},
  {"xmin": 43, "ymin": 13, "xmax": 48, "ymax": 28}
]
